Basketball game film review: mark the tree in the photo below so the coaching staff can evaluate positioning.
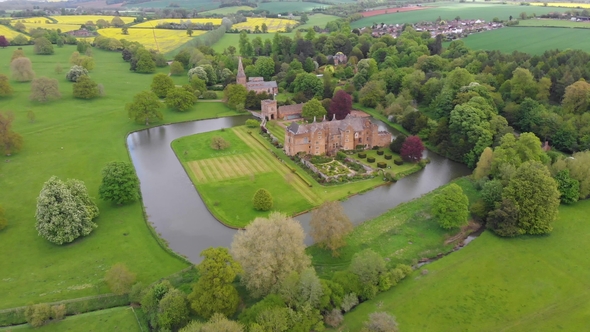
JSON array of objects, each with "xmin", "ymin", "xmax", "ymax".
[
  {"xmin": 105, "ymin": 263, "xmax": 136, "ymax": 295},
  {"xmin": 198, "ymin": 313, "xmax": 244, "ymax": 332},
  {"xmin": 252, "ymin": 188, "xmax": 273, "ymax": 211},
  {"xmin": 24, "ymin": 303, "xmax": 51, "ymax": 328},
  {"xmin": 389, "ymin": 134, "xmax": 406, "ymax": 154},
  {"xmin": 30, "ymin": 77, "xmax": 61, "ymax": 103},
  {"xmin": 186, "ymin": 27, "xmax": 193, "ymax": 36},
  {"xmin": 11, "ymin": 48, "xmax": 25, "ymax": 62},
  {"xmin": 126, "ymin": 91, "xmax": 163, "ymax": 125},
  {"xmin": 111, "ymin": 16, "xmax": 125, "ymax": 27},
  {"xmin": 0, "ymin": 111, "xmax": 23, "ymax": 156},
  {"xmin": 33, "ymin": 37, "xmax": 53, "ymax": 55},
  {"xmin": 169, "ymin": 61, "xmax": 184, "ymax": 76},
  {"xmin": 211, "ymin": 136, "xmax": 230, "ymax": 150},
  {"xmin": 432, "ymin": 183, "xmax": 469, "ymax": 229},
  {"xmin": 359, "ymin": 80, "xmax": 386, "ymax": 107},
  {"xmin": 364, "ymin": 312, "xmax": 399, "ymax": 332},
  {"xmin": 35, "ymin": 176, "xmax": 99, "ymax": 245},
  {"xmin": 231, "ymin": 212, "xmax": 311, "ymax": 298},
  {"xmin": 255, "ymin": 56, "xmax": 275, "ymax": 81},
  {"xmin": 166, "ymin": 87, "xmax": 196, "ymax": 112},
  {"xmin": 472, "ymin": 147, "xmax": 493, "ymax": 180},
  {"xmin": 191, "ymin": 77, "xmax": 207, "ymax": 97},
  {"xmin": 491, "ymin": 133, "xmax": 547, "ymax": 178},
  {"xmin": 188, "ymin": 247, "xmax": 242, "ymax": 319},
  {"xmin": 158, "ymin": 289, "xmax": 190, "ymax": 331},
  {"xmin": 400, "ymin": 136, "xmax": 424, "ymax": 163},
  {"xmin": 329, "ymin": 90, "xmax": 352, "ymax": 120},
  {"xmin": 562, "ymin": 80, "xmax": 590, "ymax": 114},
  {"xmin": 554, "ymin": 169, "xmax": 579, "ymax": 204},
  {"xmin": 150, "ymin": 73, "xmax": 175, "ymax": 98},
  {"xmin": 99, "ymin": 161, "xmax": 140, "ymax": 204},
  {"xmin": 503, "ymin": 161, "xmax": 560, "ymax": 235},
  {"xmin": 72, "ymin": 75, "xmax": 99, "ymax": 99},
  {"xmin": 301, "ymin": 98, "xmax": 327, "ymax": 121},
  {"xmin": 486, "ymin": 199, "xmax": 520, "ymax": 237},
  {"xmin": 293, "ymin": 73, "xmax": 323, "ymax": 99},
  {"xmin": 310, "ymin": 201, "xmax": 353, "ymax": 256},
  {"xmin": 0, "ymin": 205, "xmax": 7, "ymax": 231},
  {"xmin": 0, "ymin": 36, "xmax": 8, "ymax": 48},
  {"xmin": 65, "ymin": 65, "xmax": 88, "ymax": 82},
  {"xmin": 481, "ymin": 179, "xmax": 503, "ymax": 211},
  {"xmin": 0, "ymin": 74, "xmax": 13, "ymax": 97},
  {"xmin": 135, "ymin": 49, "xmax": 156, "ymax": 73},
  {"xmin": 261, "ymin": 23, "xmax": 268, "ymax": 33},
  {"xmin": 10, "ymin": 57, "xmax": 35, "ymax": 82},
  {"xmin": 349, "ymin": 249, "xmax": 387, "ymax": 300},
  {"xmin": 224, "ymin": 84, "xmax": 248, "ymax": 110}
]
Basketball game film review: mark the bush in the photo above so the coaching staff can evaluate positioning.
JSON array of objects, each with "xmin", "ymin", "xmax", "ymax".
[
  {"xmin": 377, "ymin": 150, "xmax": 384, "ymax": 155},
  {"xmin": 358, "ymin": 152, "xmax": 366, "ymax": 158},
  {"xmin": 252, "ymin": 188, "xmax": 273, "ymax": 211},
  {"xmin": 65, "ymin": 65, "xmax": 88, "ymax": 82},
  {"xmin": 384, "ymin": 154, "xmax": 392, "ymax": 160},
  {"xmin": 341, "ymin": 293, "xmax": 359, "ymax": 312},
  {"xmin": 394, "ymin": 158, "xmax": 403, "ymax": 165},
  {"xmin": 324, "ymin": 308, "xmax": 343, "ymax": 328},
  {"xmin": 202, "ymin": 91, "xmax": 218, "ymax": 99},
  {"xmin": 336, "ymin": 151, "xmax": 347, "ymax": 161},
  {"xmin": 51, "ymin": 304, "xmax": 66, "ymax": 321},
  {"xmin": 367, "ymin": 157, "xmax": 375, "ymax": 163},
  {"xmin": 105, "ymin": 263, "xmax": 136, "ymax": 295},
  {"xmin": 210, "ymin": 136, "xmax": 230, "ymax": 150},
  {"xmin": 364, "ymin": 312, "xmax": 399, "ymax": 332},
  {"xmin": 245, "ymin": 119, "xmax": 259, "ymax": 128},
  {"xmin": 25, "ymin": 303, "xmax": 51, "ymax": 327},
  {"xmin": 377, "ymin": 162, "xmax": 386, "ymax": 168}
]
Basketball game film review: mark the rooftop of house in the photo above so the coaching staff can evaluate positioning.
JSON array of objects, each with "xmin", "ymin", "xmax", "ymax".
[
  {"xmin": 278, "ymin": 103, "xmax": 304, "ymax": 115},
  {"xmin": 246, "ymin": 81, "xmax": 278, "ymax": 89},
  {"xmin": 287, "ymin": 114, "xmax": 371, "ymax": 136}
]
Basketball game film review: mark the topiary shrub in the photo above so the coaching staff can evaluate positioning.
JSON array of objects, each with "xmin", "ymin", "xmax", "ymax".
[
  {"xmin": 377, "ymin": 162, "xmax": 386, "ymax": 168},
  {"xmin": 384, "ymin": 154, "xmax": 392, "ymax": 160},
  {"xmin": 358, "ymin": 152, "xmax": 366, "ymax": 158},
  {"xmin": 394, "ymin": 158, "xmax": 403, "ymax": 165},
  {"xmin": 367, "ymin": 157, "xmax": 375, "ymax": 163},
  {"xmin": 253, "ymin": 188, "xmax": 273, "ymax": 211},
  {"xmin": 377, "ymin": 150, "xmax": 384, "ymax": 155},
  {"xmin": 372, "ymin": 146, "xmax": 379, "ymax": 150}
]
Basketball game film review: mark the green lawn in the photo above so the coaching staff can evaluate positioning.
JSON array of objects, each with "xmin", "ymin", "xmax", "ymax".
[
  {"xmin": 309, "ymin": 177, "xmax": 479, "ymax": 278},
  {"xmin": 264, "ymin": 120, "xmax": 286, "ymax": 144},
  {"xmin": 212, "ymin": 14, "xmax": 339, "ymax": 53},
  {"xmin": 336, "ymin": 199, "xmax": 590, "ymax": 332},
  {"xmin": 351, "ymin": 3, "xmax": 564, "ymax": 28},
  {"xmin": 0, "ymin": 45, "xmax": 243, "ymax": 309},
  {"xmin": 459, "ymin": 27, "xmax": 590, "ymax": 54},
  {"xmin": 0, "ymin": 307, "xmax": 141, "ymax": 332}
]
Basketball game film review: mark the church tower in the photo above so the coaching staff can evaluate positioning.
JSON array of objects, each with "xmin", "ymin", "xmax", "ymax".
[{"xmin": 236, "ymin": 56, "xmax": 247, "ymax": 87}]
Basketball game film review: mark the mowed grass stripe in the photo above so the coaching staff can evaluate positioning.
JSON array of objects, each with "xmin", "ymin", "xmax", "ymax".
[
  {"xmin": 223, "ymin": 155, "xmax": 248, "ymax": 177},
  {"xmin": 195, "ymin": 159, "xmax": 218, "ymax": 182},
  {"xmin": 187, "ymin": 161, "xmax": 206, "ymax": 182},
  {"xmin": 242, "ymin": 152, "xmax": 271, "ymax": 173},
  {"xmin": 215, "ymin": 156, "xmax": 237, "ymax": 179},
  {"xmin": 201, "ymin": 159, "xmax": 224, "ymax": 182}
]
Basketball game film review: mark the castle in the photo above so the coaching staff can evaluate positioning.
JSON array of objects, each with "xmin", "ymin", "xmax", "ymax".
[
  {"xmin": 284, "ymin": 115, "xmax": 392, "ymax": 156},
  {"xmin": 236, "ymin": 57, "xmax": 278, "ymax": 95}
]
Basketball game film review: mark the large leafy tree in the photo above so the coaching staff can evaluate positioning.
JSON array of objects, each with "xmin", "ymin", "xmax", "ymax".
[
  {"xmin": 553, "ymin": 169, "xmax": 579, "ymax": 204},
  {"xmin": 310, "ymin": 201, "xmax": 353, "ymax": 257},
  {"xmin": 329, "ymin": 90, "xmax": 352, "ymax": 120},
  {"xmin": 10, "ymin": 57, "xmax": 35, "ymax": 82},
  {"xmin": 0, "ymin": 36, "xmax": 8, "ymax": 48},
  {"xmin": 503, "ymin": 161, "xmax": 560, "ymax": 235},
  {"xmin": 224, "ymin": 84, "xmax": 248, "ymax": 111},
  {"xmin": 166, "ymin": 87, "xmax": 196, "ymax": 112},
  {"xmin": 400, "ymin": 136, "xmax": 424, "ymax": 163},
  {"xmin": 472, "ymin": 147, "xmax": 493, "ymax": 180},
  {"xmin": 0, "ymin": 111, "xmax": 23, "ymax": 156},
  {"xmin": 432, "ymin": 183, "xmax": 469, "ymax": 229},
  {"xmin": 33, "ymin": 37, "xmax": 54, "ymax": 55},
  {"xmin": 0, "ymin": 73, "xmax": 13, "ymax": 97},
  {"xmin": 562, "ymin": 80, "xmax": 590, "ymax": 114},
  {"xmin": 150, "ymin": 73, "xmax": 175, "ymax": 98},
  {"xmin": 487, "ymin": 199, "xmax": 520, "ymax": 237},
  {"xmin": 254, "ymin": 56, "xmax": 275, "ymax": 81},
  {"xmin": 126, "ymin": 91, "xmax": 163, "ymax": 125},
  {"xmin": 490, "ymin": 132, "xmax": 548, "ymax": 178},
  {"xmin": 73, "ymin": 75, "xmax": 99, "ymax": 99},
  {"xmin": 30, "ymin": 77, "xmax": 61, "ymax": 103},
  {"xmin": 188, "ymin": 247, "xmax": 242, "ymax": 319},
  {"xmin": 293, "ymin": 73, "xmax": 323, "ymax": 99},
  {"xmin": 231, "ymin": 212, "xmax": 311, "ymax": 298},
  {"xmin": 99, "ymin": 161, "xmax": 140, "ymax": 204},
  {"xmin": 35, "ymin": 176, "xmax": 99, "ymax": 245},
  {"xmin": 359, "ymin": 80, "xmax": 386, "ymax": 108},
  {"xmin": 301, "ymin": 98, "xmax": 327, "ymax": 122}
]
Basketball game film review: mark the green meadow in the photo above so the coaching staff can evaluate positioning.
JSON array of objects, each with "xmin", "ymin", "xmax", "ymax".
[
  {"xmin": 0, "ymin": 45, "xmax": 242, "ymax": 309},
  {"xmin": 519, "ymin": 18, "xmax": 590, "ymax": 28},
  {"xmin": 258, "ymin": 1, "xmax": 327, "ymax": 13},
  {"xmin": 337, "ymin": 199, "xmax": 590, "ymax": 332}
]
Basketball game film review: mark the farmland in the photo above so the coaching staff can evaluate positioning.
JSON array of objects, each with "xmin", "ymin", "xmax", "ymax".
[
  {"xmin": 11, "ymin": 19, "xmax": 81, "ymax": 33},
  {"xmin": 518, "ymin": 18, "xmax": 590, "ymax": 28},
  {"xmin": 257, "ymin": 1, "xmax": 327, "ymax": 13},
  {"xmin": 232, "ymin": 17, "xmax": 299, "ymax": 32},
  {"xmin": 200, "ymin": 6, "xmax": 254, "ymax": 15},
  {"xmin": 337, "ymin": 200, "xmax": 590, "ymax": 332},
  {"xmin": 531, "ymin": 2, "xmax": 590, "ymax": 8},
  {"xmin": 458, "ymin": 27, "xmax": 590, "ymax": 54},
  {"xmin": 50, "ymin": 15, "xmax": 135, "ymax": 25},
  {"xmin": 132, "ymin": 18, "xmax": 222, "ymax": 28},
  {"xmin": 124, "ymin": 0, "xmax": 219, "ymax": 11},
  {"xmin": 97, "ymin": 28, "xmax": 203, "ymax": 53},
  {"xmin": 0, "ymin": 25, "xmax": 22, "ymax": 39}
]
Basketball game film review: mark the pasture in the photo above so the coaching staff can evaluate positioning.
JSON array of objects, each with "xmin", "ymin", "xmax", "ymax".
[
  {"xmin": 124, "ymin": 0, "xmax": 219, "ymax": 11},
  {"xmin": 351, "ymin": 3, "xmax": 564, "ymax": 28},
  {"xmin": 50, "ymin": 15, "xmax": 136, "ymax": 25},
  {"xmin": 0, "ymin": 45, "xmax": 244, "ymax": 309},
  {"xmin": 200, "ymin": 6, "xmax": 255, "ymax": 15},
  {"xmin": 0, "ymin": 25, "xmax": 22, "ymax": 39},
  {"xmin": 257, "ymin": 1, "xmax": 328, "ymax": 13},
  {"xmin": 531, "ymin": 2, "xmax": 590, "ymax": 9},
  {"xmin": 97, "ymin": 28, "xmax": 203, "ymax": 53},
  {"xmin": 518, "ymin": 18, "xmax": 590, "ymax": 28},
  {"xmin": 132, "ymin": 18, "xmax": 222, "ymax": 28},
  {"xmin": 458, "ymin": 27, "xmax": 590, "ymax": 54},
  {"xmin": 231, "ymin": 17, "xmax": 299, "ymax": 32},
  {"xmin": 337, "ymin": 199, "xmax": 590, "ymax": 332}
]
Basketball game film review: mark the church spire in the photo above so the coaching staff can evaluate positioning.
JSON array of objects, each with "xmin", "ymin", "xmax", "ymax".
[{"xmin": 236, "ymin": 56, "xmax": 247, "ymax": 87}]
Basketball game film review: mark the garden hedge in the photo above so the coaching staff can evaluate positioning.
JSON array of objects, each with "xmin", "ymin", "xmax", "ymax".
[
  {"xmin": 384, "ymin": 154, "xmax": 392, "ymax": 160},
  {"xmin": 394, "ymin": 158, "xmax": 404, "ymax": 165},
  {"xmin": 377, "ymin": 150, "xmax": 384, "ymax": 155},
  {"xmin": 367, "ymin": 157, "xmax": 375, "ymax": 163},
  {"xmin": 377, "ymin": 162, "xmax": 387, "ymax": 168},
  {"xmin": 358, "ymin": 152, "xmax": 366, "ymax": 158}
]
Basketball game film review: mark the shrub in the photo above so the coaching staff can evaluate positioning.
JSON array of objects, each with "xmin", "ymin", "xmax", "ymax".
[
  {"xmin": 336, "ymin": 151, "xmax": 347, "ymax": 161},
  {"xmin": 384, "ymin": 154, "xmax": 392, "ymax": 160},
  {"xmin": 358, "ymin": 152, "xmax": 366, "ymax": 158},
  {"xmin": 245, "ymin": 119, "xmax": 259, "ymax": 128},
  {"xmin": 377, "ymin": 162, "xmax": 386, "ymax": 168},
  {"xmin": 367, "ymin": 157, "xmax": 375, "ymax": 163},
  {"xmin": 341, "ymin": 293, "xmax": 359, "ymax": 312},
  {"xmin": 65, "ymin": 65, "xmax": 88, "ymax": 82},
  {"xmin": 377, "ymin": 150, "xmax": 384, "ymax": 155},
  {"xmin": 105, "ymin": 263, "xmax": 136, "ymax": 295},
  {"xmin": 364, "ymin": 312, "xmax": 399, "ymax": 332},
  {"xmin": 202, "ymin": 91, "xmax": 218, "ymax": 99},
  {"xmin": 252, "ymin": 188, "xmax": 273, "ymax": 211},
  {"xmin": 24, "ymin": 303, "xmax": 51, "ymax": 327},
  {"xmin": 394, "ymin": 158, "xmax": 403, "ymax": 165},
  {"xmin": 210, "ymin": 136, "xmax": 230, "ymax": 150},
  {"xmin": 372, "ymin": 146, "xmax": 379, "ymax": 150},
  {"xmin": 129, "ymin": 282, "xmax": 145, "ymax": 304},
  {"xmin": 51, "ymin": 304, "xmax": 66, "ymax": 321},
  {"xmin": 324, "ymin": 308, "xmax": 343, "ymax": 328}
]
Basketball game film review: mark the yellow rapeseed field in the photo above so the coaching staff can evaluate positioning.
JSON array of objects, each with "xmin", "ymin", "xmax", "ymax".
[
  {"xmin": 97, "ymin": 28, "xmax": 205, "ymax": 53},
  {"xmin": 50, "ymin": 15, "xmax": 136, "ymax": 25},
  {"xmin": 531, "ymin": 2, "xmax": 590, "ymax": 8},
  {"xmin": 133, "ymin": 18, "xmax": 223, "ymax": 28},
  {"xmin": 0, "ymin": 25, "xmax": 22, "ymax": 39},
  {"xmin": 11, "ymin": 19, "xmax": 81, "ymax": 32},
  {"xmin": 232, "ymin": 18, "xmax": 298, "ymax": 32}
]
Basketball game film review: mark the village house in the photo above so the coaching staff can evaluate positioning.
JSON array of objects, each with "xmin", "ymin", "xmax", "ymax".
[
  {"xmin": 284, "ymin": 115, "xmax": 392, "ymax": 156},
  {"xmin": 366, "ymin": 19, "xmax": 503, "ymax": 40},
  {"xmin": 236, "ymin": 57, "xmax": 278, "ymax": 95}
]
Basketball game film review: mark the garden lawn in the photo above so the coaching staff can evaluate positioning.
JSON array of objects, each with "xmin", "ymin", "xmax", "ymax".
[
  {"xmin": 264, "ymin": 120, "xmax": 285, "ymax": 144},
  {"xmin": 457, "ymin": 27, "xmax": 590, "ymax": 54},
  {"xmin": 0, "ymin": 307, "xmax": 141, "ymax": 331},
  {"xmin": 309, "ymin": 177, "xmax": 479, "ymax": 278},
  {"xmin": 0, "ymin": 45, "xmax": 242, "ymax": 309},
  {"xmin": 337, "ymin": 199, "xmax": 590, "ymax": 332}
]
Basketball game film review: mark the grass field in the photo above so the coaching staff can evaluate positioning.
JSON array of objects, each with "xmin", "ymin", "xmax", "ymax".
[
  {"xmin": 531, "ymin": 2, "xmax": 590, "ymax": 8},
  {"xmin": 0, "ymin": 25, "xmax": 22, "ymax": 39},
  {"xmin": 50, "ymin": 15, "xmax": 136, "ymax": 25},
  {"xmin": 0, "ymin": 306, "xmax": 141, "ymax": 331},
  {"xmin": 257, "ymin": 1, "xmax": 328, "ymax": 13},
  {"xmin": 97, "ymin": 28, "xmax": 203, "ymax": 53},
  {"xmin": 132, "ymin": 18, "xmax": 223, "ymax": 28},
  {"xmin": 212, "ymin": 14, "xmax": 338, "ymax": 52},
  {"xmin": 337, "ymin": 199, "xmax": 590, "ymax": 332},
  {"xmin": 200, "ymin": 6, "xmax": 254, "ymax": 15},
  {"xmin": 458, "ymin": 27, "xmax": 590, "ymax": 54},
  {"xmin": 124, "ymin": 0, "xmax": 219, "ymax": 11},
  {"xmin": 232, "ymin": 17, "xmax": 299, "ymax": 33},
  {"xmin": 351, "ymin": 4, "xmax": 565, "ymax": 28},
  {"xmin": 309, "ymin": 177, "xmax": 479, "ymax": 278},
  {"xmin": 518, "ymin": 18, "xmax": 590, "ymax": 28},
  {"xmin": 0, "ymin": 45, "xmax": 246, "ymax": 309}
]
